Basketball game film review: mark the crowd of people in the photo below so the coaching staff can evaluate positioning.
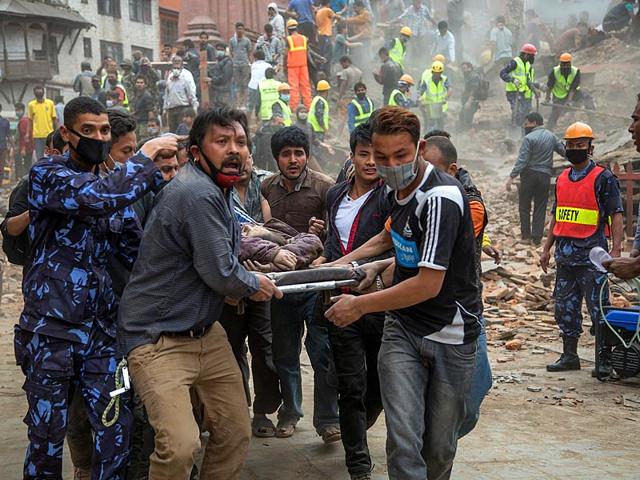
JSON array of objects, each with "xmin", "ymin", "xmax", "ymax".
[{"xmin": 1, "ymin": 1, "xmax": 640, "ymax": 480}]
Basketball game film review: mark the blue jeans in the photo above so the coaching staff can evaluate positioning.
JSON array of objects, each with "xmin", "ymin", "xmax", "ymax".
[
  {"xmin": 270, "ymin": 293, "xmax": 339, "ymax": 431},
  {"xmin": 378, "ymin": 315, "xmax": 476, "ymax": 480},
  {"xmin": 459, "ymin": 315, "xmax": 492, "ymax": 437},
  {"xmin": 34, "ymin": 137, "xmax": 47, "ymax": 161}
]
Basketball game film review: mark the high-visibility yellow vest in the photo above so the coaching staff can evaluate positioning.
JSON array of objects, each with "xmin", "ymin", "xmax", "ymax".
[
  {"xmin": 388, "ymin": 38, "xmax": 406, "ymax": 68},
  {"xmin": 309, "ymin": 96, "xmax": 329, "ymax": 133},
  {"xmin": 258, "ymin": 78, "xmax": 281, "ymax": 121},
  {"xmin": 551, "ymin": 65, "xmax": 578, "ymax": 100},
  {"xmin": 419, "ymin": 72, "xmax": 448, "ymax": 112},
  {"xmin": 388, "ymin": 89, "xmax": 406, "ymax": 106},
  {"xmin": 350, "ymin": 97, "xmax": 374, "ymax": 126},
  {"xmin": 273, "ymin": 99, "xmax": 292, "ymax": 126},
  {"xmin": 114, "ymin": 84, "xmax": 129, "ymax": 108},
  {"xmin": 101, "ymin": 72, "xmax": 123, "ymax": 88},
  {"xmin": 505, "ymin": 56, "xmax": 534, "ymax": 99}
]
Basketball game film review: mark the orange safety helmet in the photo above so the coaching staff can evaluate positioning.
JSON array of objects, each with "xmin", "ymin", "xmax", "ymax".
[
  {"xmin": 521, "ymin": 43, "xmax": 537, "ymax": 55},
  {"xmin": 399, "ymin": 74, "xmax": 414, "ymax": 85},
  {"xmin": 564, "ymin": 122, "xmax": 595, "ymax": 140},
  {"xmin": 277, "ymin": 82, "xmax": 291, "ymax": 92},
  {"xmin": 559, "ymin": 52, "xmax": 573, "ymax": 63}
]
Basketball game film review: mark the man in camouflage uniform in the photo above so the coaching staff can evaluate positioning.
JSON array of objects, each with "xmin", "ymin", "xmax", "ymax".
[{"xmin": 14, "ymin": 97, "xmax": 178, "ymax": 479}]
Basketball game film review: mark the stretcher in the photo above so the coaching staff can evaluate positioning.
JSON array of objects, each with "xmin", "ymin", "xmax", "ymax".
[{"xmin": 266, "ymin": 267, "xmax": 364, "ymax": 294}]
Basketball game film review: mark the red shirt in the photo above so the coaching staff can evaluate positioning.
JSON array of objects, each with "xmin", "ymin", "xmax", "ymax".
[{"xmin": 17, "ymin": 116, "xmax": 34, "ymax": 153}]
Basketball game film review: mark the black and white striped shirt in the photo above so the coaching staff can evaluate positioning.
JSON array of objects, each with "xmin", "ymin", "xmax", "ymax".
[{"xmin": 387, "ymin": 163, "xmax": 481, "ymax": 344}]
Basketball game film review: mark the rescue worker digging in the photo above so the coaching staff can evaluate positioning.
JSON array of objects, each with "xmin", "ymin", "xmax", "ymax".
[
  {"xmin": 500, "ymin": 43, "xmax": 539, "ymax": 132},
  {"xmin": 545, "ymin": 52, "xmax": 595, "ymax": 131},
  {"xmin": 540, "ymin": 122, "xmax": 623, "ymax": 376}
]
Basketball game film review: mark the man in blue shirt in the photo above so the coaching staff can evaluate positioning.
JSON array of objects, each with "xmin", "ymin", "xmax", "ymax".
[
  {"xmin": 14, "ymin": 96, "xmax": 178, "ymax": 479},
  {"xmin": 288, "ymin": 0, "xmax": 317, "ymax": 42}
]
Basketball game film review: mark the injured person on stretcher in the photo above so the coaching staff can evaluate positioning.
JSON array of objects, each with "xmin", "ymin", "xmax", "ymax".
[{"xmin": 240, "ymin": 218, "xmax": 324, "ymax": 272}]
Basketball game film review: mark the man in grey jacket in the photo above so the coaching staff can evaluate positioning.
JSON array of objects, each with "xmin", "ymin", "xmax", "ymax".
[
  {"xmin": 506, "ymin": 112, "xmax": 565, "ymax": 245},
  {"xmin": 118, "ymin": 106, "xmax": 282, "ymax": 480}
]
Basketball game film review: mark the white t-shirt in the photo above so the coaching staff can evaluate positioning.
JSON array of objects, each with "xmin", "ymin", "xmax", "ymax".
[
  {"xmin": 335, "ymin": 190, "xmax": 373, "ymax": 250},
  {"xmin": 248, "ymin": 60, "xmax": 271, "ymax": 89}
]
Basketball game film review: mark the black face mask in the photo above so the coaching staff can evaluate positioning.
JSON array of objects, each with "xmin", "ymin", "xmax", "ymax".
[
  {"xmin": 528, "ymin": 55, "xmax": 535, "ymax": 65},
  {"xmin": 560, "ymin": 66, "xmax": 571, "ymax": 75},
  {"xmin": 524, "ymin": 126, "xmax": 535, "ymax": 135},
  {"xmin": 566, "ymin": 149, "xmax": 589, "ymax": 165},
  {"xmin": 67, "ymin": 128, "xmax": 111, "ymax": 165},
  {"xmin": 356, "ymin": 92, "xmax": 366, "ymax": 100},
  {"xmin": 198, "ymin": 149, "xmax": 244, "ymax": 189}
]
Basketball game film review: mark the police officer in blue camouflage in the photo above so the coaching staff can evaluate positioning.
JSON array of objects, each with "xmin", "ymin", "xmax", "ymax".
[
  {"xmin": 540, "ymin": 122, "xmax": 623, "ymax": 377},
  {"xmin": 14, "ymin": 96, "xmax": 180, "ymax": 480}
]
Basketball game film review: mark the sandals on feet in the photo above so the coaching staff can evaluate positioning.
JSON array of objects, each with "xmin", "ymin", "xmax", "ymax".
[
  {"xmin": 275, "ymin": 418, "xmax": 298, "ymax": 438},
  {"xmin": 252, "ymin": 415, "xmax": 276, "ymax": 438},
  {"xmin": 319, "ymin": 425, "xmax": 342, "ymax": 444}
]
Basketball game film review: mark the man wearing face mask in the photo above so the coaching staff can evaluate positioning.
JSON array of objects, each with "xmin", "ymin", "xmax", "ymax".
[
  {"xmin": 545, "ymin": 52, "xmax": 595, "ymax": 131},
  {"xmin": 118, "ymin": 106, "xmax": 281, "ymax": 479},
  {"xmin": 500, "ymin": 43, "xmax": 539, "ymax": 131},
  {"xmin": 540, "ymin": 122, "xmax": 623, "ymax": 376},
  {"xmin": 164, "ymin": 56, "xmax": 198, "ymax": 133},
  {"xmin": 506, "ymin": 112, "xmax": 565, "ymax": 246},
  {"xmin": 208, "ymin": 43, "xmax": 234, "ymax": 108},
  {"xmin": 272, "ymin": 83, "xmax": 293, "ymax": 126},
  {"xmin": 325, "ymin": 106, "xmax": 481, "ymax": 480},
  {"xmin": 347, "ymin": 82, "xmax": 374, "ymax": 134},
  {"xmin": 388, "ymin": 74, "xmax": 416, "ymax": 108},
  {"xmin": 14, "ymin": 96, "xmax": 179, "ymax": 480},
  {"xmin": 28, "ymin": 85, "xmax": 56, "ymax": 160},
  {"xmin": 14, "ymin": 102, "xmax": 34, "ymax": 179}
]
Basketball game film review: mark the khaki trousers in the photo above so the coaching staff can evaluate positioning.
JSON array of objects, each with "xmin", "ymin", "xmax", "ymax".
[{"xmin": 128, "ymin": 322, "xmax": 251, "ymax": 480}]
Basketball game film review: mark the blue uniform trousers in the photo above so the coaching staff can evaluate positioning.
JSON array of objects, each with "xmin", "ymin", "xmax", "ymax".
[
  {"xmin": 14, "ymin": 324, "xmax": 132, "ymax": 480},
  {"xmin": 554, "ymin": 264, "xmax": 608, "ymax": 338}
]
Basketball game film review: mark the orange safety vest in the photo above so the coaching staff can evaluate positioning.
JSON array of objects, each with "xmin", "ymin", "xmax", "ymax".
[
  {"xmin": 553, "ymin": 165, "xmax": 605, "ymax": 239},
  {"xmin": 287, "ymin": 33, "xmax": 308, "ymax": 68}
]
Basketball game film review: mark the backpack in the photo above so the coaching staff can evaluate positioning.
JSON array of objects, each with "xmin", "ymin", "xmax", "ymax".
[{"xmin": 1, "ymin": 179, "xmax": 30, "ymax": 266}]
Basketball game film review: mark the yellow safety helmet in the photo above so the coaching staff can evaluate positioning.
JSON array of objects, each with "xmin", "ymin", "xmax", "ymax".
[
  {"xmin": 433, "ymin": 54, "xmax": 446, "ymax": 63},
  {"xmin": 400, "ymin": 26, "xmax": 412, "ymax": 37},
  {"xmin": 564, "ymin": 122, "xmax": 595, "ymax": 140},
  {"xmin": 286, "ymin": 18, "xmax": 298, "ymax": 29},
  {"xmin": 431, "ymin": 60, "xmax": 444, "ymax": 73},
  {"xmin": 479, "ymin": 49, "xmax": 492, "ymax": 66},
  {"xmin": 316, "ymin": 80, "xmax": 331, "ymax": 91},
  {"xmin": 277, "ymin": 82, "xmax": 291, "ymax": 92},
  {"xmin": 559, "ymin": 52, "xmax": 573, "ymax": 63},
  {"xmin": 399, "ymin": 74, "xmax": 414, "ymax": 85}
]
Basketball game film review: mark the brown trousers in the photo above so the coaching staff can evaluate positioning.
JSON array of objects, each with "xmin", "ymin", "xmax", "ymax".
[{"xmin": 128, "ymin": 322, "xmax": 251, "ymax": 480}]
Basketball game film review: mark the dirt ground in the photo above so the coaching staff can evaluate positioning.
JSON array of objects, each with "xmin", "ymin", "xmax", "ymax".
[{"xmin": 1, "ymin": 284, "xmax": 639, "ymax": 479}]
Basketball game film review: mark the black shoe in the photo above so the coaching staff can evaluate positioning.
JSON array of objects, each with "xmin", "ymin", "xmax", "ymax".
[
  {"xmin": 547, "ymin": 337, "xmax": 581, "ymax": 372},
  {"xmin": 592, "ymin": 347, "xmax": 612, "ymax": 378}
]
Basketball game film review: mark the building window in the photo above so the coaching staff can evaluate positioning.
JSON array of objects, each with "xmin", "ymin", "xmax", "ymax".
[
  {"xmin": 98, "ymin": 0, "xmax": 121, "ymax": 18},
  {"xmin": 132, "ymin": 45, "xmax": 153, "ymax": 60},
  {"xmin": 161, "ymin": 17, "xmax": 178, "ymax": 46},
  {"xmin": 129, "ymin": 0, "xmax": 152, "ymax": 24},
  {"xmin": 100, "ymin": 40, "xmax": 124, "ymax": 64},
  {"xmin": 83, "ymin": 37, "xmax": 92, "ymax": 58}
]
